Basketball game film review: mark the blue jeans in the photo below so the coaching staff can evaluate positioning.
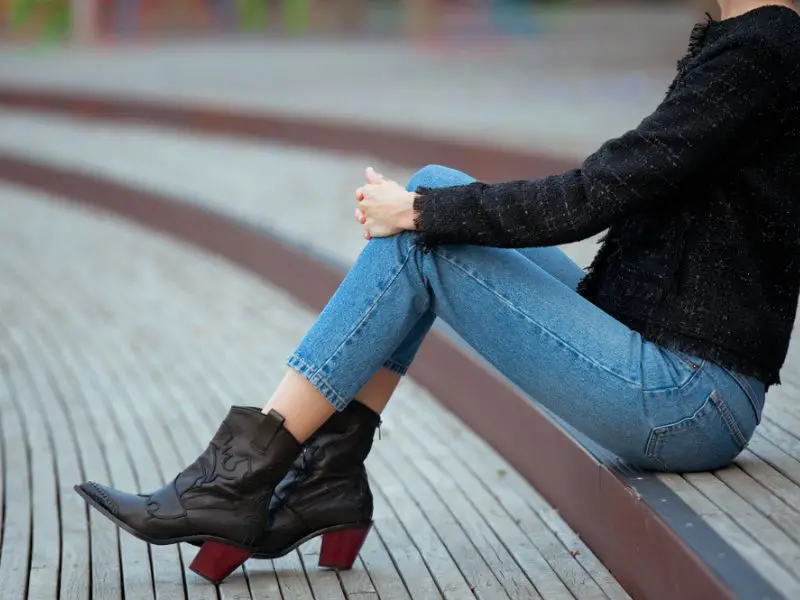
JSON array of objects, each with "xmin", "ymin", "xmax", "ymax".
[{"xmin": 289, "ymin": 165, "xmax": 766, "ymax": 472}]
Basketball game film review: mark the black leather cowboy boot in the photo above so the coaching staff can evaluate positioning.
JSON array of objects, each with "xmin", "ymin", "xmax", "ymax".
[
  {"xmin": 190, "ymin": 401, "xmax": 380, "ymax": 572},
  {"xmin": 74, "ymin": 407, "xmax": 301, "ymax": 583}
]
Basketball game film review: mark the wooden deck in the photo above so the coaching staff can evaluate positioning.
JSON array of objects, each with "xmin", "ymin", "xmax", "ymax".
[
  {"xmin": 0, "ymin": 88, "xmax": 798, "ymax": 597},
  {"xmin": 0, "ymin": 184, "xmax": 628, "ymax": 600},
  {"xmin": 658, "ymin": 371, "xmax": 800, "ymax": 599}
]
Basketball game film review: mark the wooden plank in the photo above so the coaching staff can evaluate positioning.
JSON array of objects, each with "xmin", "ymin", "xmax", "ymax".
[
  {"xmin": 271, "ymin": 552, "xmax": 316, "ymax": 600},
  {"xmin": 0, "ymin": 354, "xmax": 5, "ymax": 600},
  {"xmin": 396, "ymin": 382, "xmax": 626, "ymax": 600},
  {"xmin": 366, "ymin": 453, "xmax": 473, "ymax": 599},
  {"xmin": 745, "ymin": 438, "xmax": 800, "ymax": 499},
  {"xmin": 378, "ymin": 406, "xmax": 544, "ymax": 600},
  {"xmin": 366, "ymin": 485, "xmax": 443, "ymax": 600},
  {"xmin": 764, "ymin": 414, "xmax": 800, "ymax": 453},
  {"xmin": 337, "ymin": 552, "xmax": 378, "ymax": 599},
  {"xmin": 12, "ymin": 333, "xmax": 93, "ymax": 600},
  {"xmin": 757, "ymin": 419, "xmax": 800, "ymax": 469},
  {"xmin": 684, "ymin": 472, "xmax": 800, "ymax": 577},
  {"xmin": 43, "ymin": 326, "xmax": 165, "ymax": 600},
  {"xmin": 768, "ymin": 389, "xmax": 800, "ymax": 425},
  {"xmin": 0, "ymin": 236, "xmax": 184, "ymax": 600},
  {"xmin": 297, "ymin": 538, "xmax": 349, "ymax": 600},
  {"xmin": 0, "ymin": 354, "xmax": 33, "ymax": 600},
  {"xmin": 389, "ymin": 402, "xmax": 589, "ymax": 599},
  {"xmin": 371, "ymin": 446, "xmax": 508, "ymax": 599},
  {"xmin": 2, "ymin": 258, "xmax": 159, "ymax": 598},
  {"xmin": 11, "ymin": 241, "xmax": 125, "ymax": 600},
  {"xmin": 724, "ymin": 454, "xmax": 800, "ymax": 545},
  {"xmin": 660, "ymin": 473, "xmax": 800, "ymax": 597},
  {"xmin": 0, "ymin": 265, "xmax": 81, "ymax": 600},
  {"xmin": 352, "ymin": 530, "xmax": 415, "ymax": 600},
  {"xmin": 1, "ymin": 338, "xmax": 60, "ymax": 600}
]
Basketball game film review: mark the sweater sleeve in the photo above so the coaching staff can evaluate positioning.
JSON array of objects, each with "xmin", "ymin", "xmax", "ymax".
[{"xmin": 412, "ymin": 40, "xmax": 785, "ymax": 249}]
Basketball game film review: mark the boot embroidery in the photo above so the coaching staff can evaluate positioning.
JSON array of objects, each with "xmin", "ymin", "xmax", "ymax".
[
  {"xmin": 200, "ymin": 423, "xmax": 253, "ymax": 485},
  {"xmin": 147, "ymin": 426, "xmax": 252, "ymax": 518}
]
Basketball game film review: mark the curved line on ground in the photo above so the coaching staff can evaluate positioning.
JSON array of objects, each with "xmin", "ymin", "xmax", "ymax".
[{"xmin": 0, "ymin": 86, "xmax": 575, "ymax": 182}]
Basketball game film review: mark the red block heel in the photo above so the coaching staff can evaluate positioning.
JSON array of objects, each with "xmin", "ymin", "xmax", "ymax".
[
  {"xmin": 190, "ymin": 541, "xmax": 253, "ymax": 584},
  {"xmin": 318, "ymin": 523, "xmax": 372, "ymax": 570}
]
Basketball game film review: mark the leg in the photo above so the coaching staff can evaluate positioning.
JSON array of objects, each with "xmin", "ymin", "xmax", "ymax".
[
  {"xmin": 268, "ymin": 226, "xmax": 754, "ymax": 472},
  {"xmin": 349, "ymin": 165, "xmax": 585, "ymax": 416},
  {"xmin": 265, "ymin": 228, "xmax": 651, "ymax": 461},
  {"xmin": 268, "ymin": 158, "xmax": 757, "ymax": 469},
  {"xmin": 265, "ymin": 164, "xmax": 585, "ymax": 431}
]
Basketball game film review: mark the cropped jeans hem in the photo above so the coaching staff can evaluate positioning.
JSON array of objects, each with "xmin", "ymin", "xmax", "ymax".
[{"xmin": 287, "ymin": 354, "xmax": 351, "ymax": 411}]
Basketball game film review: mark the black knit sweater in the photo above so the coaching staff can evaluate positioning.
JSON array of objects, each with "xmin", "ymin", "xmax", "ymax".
[{"xmin": 413, "ymin": 6, "xmax": 800, "ymax": 385}]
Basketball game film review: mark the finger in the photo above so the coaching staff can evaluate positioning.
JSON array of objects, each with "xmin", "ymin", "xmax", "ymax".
[
  {"xmin": 365, "ymin": 166, "xmax": 385, "ymax": 185},
  {"xmin": 357, "ymin": 184, "xmax": 378, "ymax": 199},
  {"xmin": 354, "ymin": 207, "xmax": 366, "ymax": 224}
]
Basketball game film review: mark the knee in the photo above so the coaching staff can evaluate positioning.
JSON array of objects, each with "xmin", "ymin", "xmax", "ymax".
[{"xmin": 406, "ymin": 164, "xmax": 474, "ymax": 192}]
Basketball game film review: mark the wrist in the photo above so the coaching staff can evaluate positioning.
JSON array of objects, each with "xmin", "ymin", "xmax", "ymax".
[{"xmin": 402, "ymin": 191, "xmax": 419, "ymax": 230}]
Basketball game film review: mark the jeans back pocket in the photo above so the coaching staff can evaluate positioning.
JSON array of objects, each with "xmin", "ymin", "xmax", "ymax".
[{"xmin": 644, "ymin": 390, "xmax": 750, "ymax": 472}]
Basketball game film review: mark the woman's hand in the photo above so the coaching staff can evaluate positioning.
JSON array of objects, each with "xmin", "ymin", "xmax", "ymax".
[{"xmin": 355, "ymin": 167, "xmax": 417, "ymax": 240}]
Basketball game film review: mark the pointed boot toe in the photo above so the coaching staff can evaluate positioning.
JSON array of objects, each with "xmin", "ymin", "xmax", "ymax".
[
  {"xmin": 76, "ymin": 481, "xmax": 128, "ymax": 518},
  {"xmin": 75, "ymin": 407, "xmax": 302, "ymax": 583},
  {"xmin": 75, "ymin": 481, "xmax": 156, "ymax": 538}
]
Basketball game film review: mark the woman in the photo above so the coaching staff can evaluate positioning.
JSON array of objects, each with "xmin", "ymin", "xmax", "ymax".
[{"xmin": 76, "ymin": 0, "xmax": 800, "ymax": 585}]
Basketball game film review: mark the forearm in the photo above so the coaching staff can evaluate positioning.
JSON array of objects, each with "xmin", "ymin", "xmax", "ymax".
[
  {"xmin": 411, "ymin": 38, "xmax": 783, "ymax": 251},
  {"xmin": 412, "ymin": 170, "xmax": 616, "ymax": 250}
]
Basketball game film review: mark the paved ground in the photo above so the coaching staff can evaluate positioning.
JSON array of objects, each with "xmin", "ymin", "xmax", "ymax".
[{"xmin": 0, "ymin": 183, "xmax": 629, "ymax": 600}]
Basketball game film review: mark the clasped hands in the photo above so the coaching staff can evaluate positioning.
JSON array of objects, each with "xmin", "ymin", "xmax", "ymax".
[{"xmin": 355, "ymin": 167, "xmax": 418, "ymax": 240}]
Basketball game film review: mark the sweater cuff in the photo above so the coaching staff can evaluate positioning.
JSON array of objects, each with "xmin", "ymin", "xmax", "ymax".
[{"xmin": 412, "ymin": 184, "xmax": 476, "ymax": 250}]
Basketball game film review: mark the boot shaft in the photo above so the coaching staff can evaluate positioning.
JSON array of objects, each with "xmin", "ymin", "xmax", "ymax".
[
  {"xmin": 180, "ymin": 406, "xmax": 301, "ymax": 498},
  {"xmin": 306, "ymin": 401, "xmax": 380, "ymax": 475}
]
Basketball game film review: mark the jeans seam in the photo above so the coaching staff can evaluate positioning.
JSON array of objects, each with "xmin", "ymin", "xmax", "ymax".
[
  {"xmin": 727, "ymin": 369, "xmax": 762, "ymax": 420},
  {"xmin": 711, "ymin": 390, "xmax": 749, "ymax": 448},
  {"xmin": 433, "ymin": 248, "xmax": 639, "ymax": 387},
  {"xmin": 288, "ymin": 354, "xmax": 350, "ymax": 410},
  {"xmin": 382, "ymin": 359, "xmax": 409, "ymax": 375},
  {"xmin": 315, "ymin": 246, "xmax": 415, "ymax": 376}
]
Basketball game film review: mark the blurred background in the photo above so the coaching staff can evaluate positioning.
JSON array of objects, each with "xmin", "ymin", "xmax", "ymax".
[
  {"xmin": 0, "ymin": 0, "xmax": 722, "ymax": 272},
  {"xmin": 0, "ymin": 0, "xmax": 716, "ymax": 46}
]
